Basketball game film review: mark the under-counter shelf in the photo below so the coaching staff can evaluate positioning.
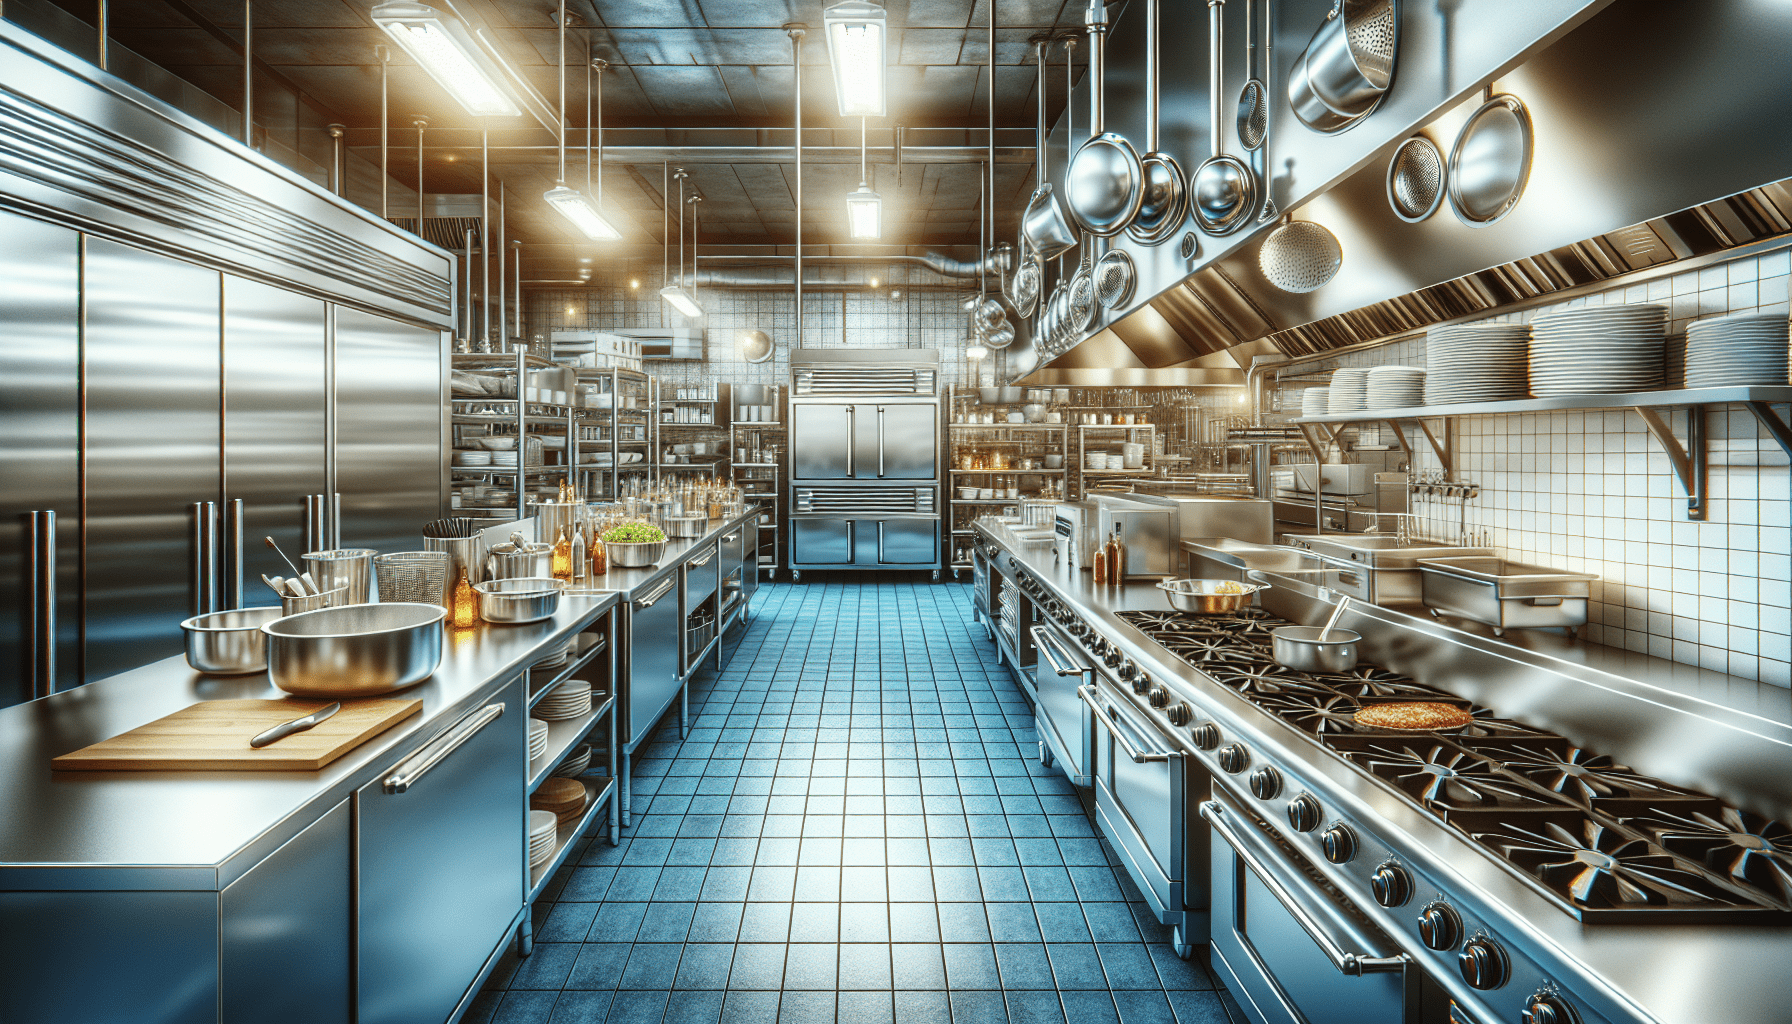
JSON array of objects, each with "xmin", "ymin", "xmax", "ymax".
[
  {"xmin": 951, "ymin": 468, "xmax": 1065, "ymax": 474},
  {"xmin": 527, "ymin": 633, "xmax": 608, "ymax": 709},
  {"xmin": 528, "ymin": 775, "xmax": 617, "ymax": 901},
  {"xmin": 528, "ymin": 695, "xmax": 614, "ymax": 794}
]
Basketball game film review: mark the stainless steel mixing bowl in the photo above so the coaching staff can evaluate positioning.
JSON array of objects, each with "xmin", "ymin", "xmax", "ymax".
[
  {"xmin": 474, "ymin": 577, "xmax": 564, "ymax": 624},
  {"xmin": 262, "ymin": 602, "xmax": 446, "ymax": 697},
  {"xmin": 181, "ymin": 607, "xmax": 284, "ymax": 674}
]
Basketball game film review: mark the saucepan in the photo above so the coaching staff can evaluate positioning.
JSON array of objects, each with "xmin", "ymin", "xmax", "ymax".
[
  {"xmin": 1156, "ymin": 578, "xmax": 1269, "ymax": 615},
  {"xmin": 1268, "ymin": 597, "xmax": 1359, "ymax": 672}
]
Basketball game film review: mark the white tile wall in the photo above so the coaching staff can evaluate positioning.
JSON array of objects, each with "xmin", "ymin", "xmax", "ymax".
[{"xmin": 1276, "ymin": 248, "xmax": 1792, "ymax": 686}]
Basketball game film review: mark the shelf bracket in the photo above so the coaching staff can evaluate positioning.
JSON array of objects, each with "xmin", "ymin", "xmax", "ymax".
[
  {"xmin": 1745, "ymin": 401, "xmax": 1792, "ymax": 461},
  {"xmin": 1405, "ymin": 417, "xmax": 1453, "ymax": 477},
  {"xmin": 1295, "ymin": 423, "xmax": 1332, "ymax": 465},
  {"xmin": 1381, "ymin": 419, "xmax": 1415, "ymax": 466},
  {"xmin": 1634, "ymin": 406, "xmax": 1706, "ymax": 520}
]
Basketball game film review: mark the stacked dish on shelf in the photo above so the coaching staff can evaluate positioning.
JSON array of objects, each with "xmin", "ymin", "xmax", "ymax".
[
  {"xmin": 531, "ymin": 777, "xmax": 589, "ymax": 827},
  {"xmin": 1424, "ymin": 322, "xmax": 1531, "ymax": 404},
  {"xmin": 452, "ymin": 450, "xmax": 493, "ymax": 467},
  {"xmin": 1299, "ymin": 388, "xmax": 1330, "ymax": 416},
  {"xmin": 528, "ymin": 718, "xmax": 549, "ymax": 762},
  {"xmin": 1528, "ymin": 303, "xmax": 1667, "ymax": 396},
  {"xmin": 528, "ymin": 809, "xmax": 558, "ymax": 868},
  {"xmin": 1364, "ymin": 366, "xmax": 1428, "ymax": 409},
  {"xmin": 553, "ymin": 743, "xmax": 593, "ymax": 778},
  {"xmin": 1682, "ymin": 313, "xmax": 1791, "ymax": 387},
  {"xmin": 1327, "ymin": 368, "xmax": 1371, "ymax": 413},
  {"xmin": 536, "ymin": 680, "xmax": 592, "ymax": 722}
]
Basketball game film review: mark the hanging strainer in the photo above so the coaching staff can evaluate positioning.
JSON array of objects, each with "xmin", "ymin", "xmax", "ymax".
[
  {"xmin": 1095, "ymin": 249, "xmax": 1136, "ymax": 309},
  {"xmin": 1258, "ymin": 218, "xmax": 1342, "ymax": 293},
  {"xmin": 1068, "ymin": 255, "xmax": 1099, "ymax": 334},
  {"xmin": 1012, "ymin": 249, "xmax": 1043, "ymax": 317},
  {"xmin": 1386, "ymin": 134, "xmax": 1445, "ymax": 223},
  {"xmin": 1235, "ymin": 0, "xmax": 1268, "ymax": 150}
]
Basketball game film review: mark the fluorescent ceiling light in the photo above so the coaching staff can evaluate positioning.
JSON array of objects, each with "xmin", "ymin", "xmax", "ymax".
[
  {"xmin": 845, "ymin": 184, "xmax": 882, "ymax": 239},
  {"xmin": 371, "ymin": 2, "xmax": 521, "ymax": 118},
  {"xmin": 824, "ymin": 0, "xmax": 887, "ymax": 117},
  {"xmin": 659, "ymin": 284, "xmax": 702, "ymax": 318},
  {"xmin": 543, "ymin": 185, "xmax": 621, "ymax": 240}
]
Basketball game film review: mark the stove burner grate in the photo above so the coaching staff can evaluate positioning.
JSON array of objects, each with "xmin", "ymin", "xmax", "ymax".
[
  {"xmin": 1499, "ymin": 745, "xmax": 1696, "ymax": 804},
  {"xmin": 1350, "ymin": 741, "xmax": 1546, "ymax": 808},
  {"xmin": 1475, "ymin": 817, "xmax": 1758, "ymax": 909},
  {"xmin": 1625, "ymin": 806, "xmax": 1792, "ymax": 906}
]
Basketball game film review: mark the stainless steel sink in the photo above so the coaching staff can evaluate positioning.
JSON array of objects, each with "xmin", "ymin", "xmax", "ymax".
[{"xmin": 1292, "ymin": 534, "xmax": 1493, "ymax": 569}]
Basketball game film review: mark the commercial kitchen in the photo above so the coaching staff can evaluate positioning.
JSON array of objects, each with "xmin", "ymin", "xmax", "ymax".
[{"xmin": 1, "ymin": 1, "xmax": 1789, "ymax": 1023}]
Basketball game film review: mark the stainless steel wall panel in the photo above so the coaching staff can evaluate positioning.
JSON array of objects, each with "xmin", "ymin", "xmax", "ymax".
[
  {"xmin": 333, "ymin": 308, "xmax": 445, "ymax": 554},
  {"xmin": 82, "ymin": 238, "xmax": 221, "ymax": 682},
  {"xmin": 0, "ymin": 210, "xmax": 81, "ymax": 704},
  {"xmin": 0, "ymin": 21, "xmax": 453, "ymax": 330},
  {"xmin": 222, "ymin": 278, "xmax": 327, "ymax": 606},
  {"xmin": 220, "ymin": 799, "xmax": 350, "ymax": 1024}
]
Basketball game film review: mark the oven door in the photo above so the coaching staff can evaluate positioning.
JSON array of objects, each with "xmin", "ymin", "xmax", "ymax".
[
  {"xmin": 1028, "ymin": 624, "xmax": 1092, "ymax": 786},
  {"xmin": 1203, "ymin": 793, "xmax": 1415, "ymax": 1024},
  {"xmin": 1084, "ymin": 681, "xmax": 1200, "ymax": 951}
]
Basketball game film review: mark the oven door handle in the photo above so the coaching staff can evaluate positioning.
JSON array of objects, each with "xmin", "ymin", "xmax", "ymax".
[
  {"xmin": 1201, "ymin": 800, "xmax": 1409, "ymax": 977},
  {"xmin": 1079, "ymin": 685, "xmax": 1178, "ymax": 764},
  {"xmin": 1030, "ymin": 626, "xmax": 1087, "ymax": 678}
]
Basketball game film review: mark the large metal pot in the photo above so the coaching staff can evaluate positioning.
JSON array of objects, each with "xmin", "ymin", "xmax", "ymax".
[
  {"xmin": 1269, "ymin": 624, "xmax": 1361, "ymax": 672},
  {"xmin": 487, "ymin": 540, "xmax": 553, "ymax": 580},
  {"xmin": 1156, "ymin": 578, "xmax": 1269, "ymax": 614},
  {"xmin": 262, "ymin": 602, "xmax": 446, "ymax": 697},
  {"xmin": 181, "ymin": 607, "xmax": 283, "ymax": 675},
  {"xmin": 302, "ymin": 548, "xmax": 377, "ymax": 604}
]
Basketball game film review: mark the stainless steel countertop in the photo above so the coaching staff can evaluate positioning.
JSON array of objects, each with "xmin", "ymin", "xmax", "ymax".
[
  {"xmin": 0, "ymin": 590, "xmax": 619, "ymax": 890},
  {"xmin": 567, "ymin": 509, "xmax": 760, "ymax": 597},
  {"xmin": 983, "ymin": 520, "xmax": 1792, "ymax": 1024}
]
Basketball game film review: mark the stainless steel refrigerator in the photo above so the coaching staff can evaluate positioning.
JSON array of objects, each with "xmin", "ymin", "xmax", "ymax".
[{"xmin": 787, "ymin": 349, "xmax": 943, "ymax": 580}]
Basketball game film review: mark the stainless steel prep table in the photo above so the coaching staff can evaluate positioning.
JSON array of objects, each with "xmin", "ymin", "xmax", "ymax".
[{"xmin": 976, "ymin": 519, "xmax": 1792, "ymax": 1024}]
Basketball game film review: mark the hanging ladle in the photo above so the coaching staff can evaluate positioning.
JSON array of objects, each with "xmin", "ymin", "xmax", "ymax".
[
  {"xmin": 1191, "ymin": 0, "xmax": 1258, "ymax": 236},
  {"xmin": 1063, "ymin": 0, "xmax": 1143, "ymax": 237},
  {"xmin": 1127, "ymin": 0, "xmax": 1188, "ymax": 244}
]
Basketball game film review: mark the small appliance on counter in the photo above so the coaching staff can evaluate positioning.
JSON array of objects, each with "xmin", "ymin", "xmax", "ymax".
[{"xmin": 1092, "ymin": 495, "xmax": 1173, "ymax": 579}]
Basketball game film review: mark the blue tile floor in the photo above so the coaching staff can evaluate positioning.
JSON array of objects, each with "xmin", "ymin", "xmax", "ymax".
[{"xmin": 469, "ymin": 581, "xmax": 1247, "ymax": 1024}]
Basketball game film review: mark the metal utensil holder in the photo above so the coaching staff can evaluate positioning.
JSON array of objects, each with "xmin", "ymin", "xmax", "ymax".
[
  {"xmin": 281, "ymin": 584, "xmax": 350, "ymax": 616},
  {"xmin": 375, "ymin": 552, "xmax": 452, "ymax": 607},
  {"xmin": 302, "ymin": 548, "xmax": 377, "ymax": 604}
]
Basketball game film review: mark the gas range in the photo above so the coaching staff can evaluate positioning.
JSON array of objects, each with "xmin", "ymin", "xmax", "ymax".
[{"xmin": 1114, "ymin": 608, "xmax": 1792, "ymax": 924}]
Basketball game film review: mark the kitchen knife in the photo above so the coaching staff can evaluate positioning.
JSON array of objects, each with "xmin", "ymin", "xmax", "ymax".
[{"xmin": 250, "ymin": 702, "xmax": 341, "ymax": 748}]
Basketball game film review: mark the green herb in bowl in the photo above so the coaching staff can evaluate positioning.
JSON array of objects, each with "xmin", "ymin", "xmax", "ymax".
[{"xmin": 602, "ymin": 522, "xmax": 666, "ymax": 544}]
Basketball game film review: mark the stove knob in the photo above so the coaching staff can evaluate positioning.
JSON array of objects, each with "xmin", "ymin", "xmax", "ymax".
[
  {"xmin": 1147, "ymin": 686, "xmax": 1170, "ymax": 709},
  {"xmin": 1521, "ymin": 993, "xmax": 1581, "ymax": 1024},
  {"xmin": 1321, "ymin": 824, "xmax": 1357, "ymax": 864},
  {"xmin": 1286, "ymin": 793, "xmax": 1322, "ymax": 832},
  {"xmin": 1248, "ymin": 766, "xmax": 1282, "ymax": 800},
  {"xmin": 1131, "ymin": 672, "xmax": 1152, "ymax": 695},
  {"xmin": 1370, "ymin": 862, "xmax": 1412, "ymax": 908},
  {"xmin": 1416, "ymin": 903, "xmax": 1461, "ymax": 951},
  {"xmin": 1166, "ymin": 702, "xmax": 1193, "ymax": 726},
  {"xmin": 1457, "ymin": 938, "xmax": 1509, "ymax": 991},
  {"xmin": 1103, "ymin": 648, "xmax": 1124, "ymax": 668},
  {"xmin": 1189, "ymin": 722, "xmax": 1221, "ymax": 751},
  {"xmin": 1118, "ymin": 659, "xmax": 1139, "ymax": 681},
  {"xmin": 1216, "ymin": 743, "xmax": 1250, "ymax": 774}
]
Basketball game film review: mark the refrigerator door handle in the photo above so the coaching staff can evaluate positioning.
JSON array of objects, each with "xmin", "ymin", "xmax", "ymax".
[
  {"xmin": 876, "ymin": 520, "xmax": 885, "ymax": 563},
  {"xmin": 845, "ymin": 407, "xmax": 855, "ymax": 477},
  {"xmin": 330, "ymin": 492, "xmax": 341, "ymax": 549},
  {"xmin": 877, "ymin": 406, "xmax": 886, "ymax": 478},
  {"xmin": 192, "ymin": 501, "xmax": 220, "ymax": 616},
  {"xmin": 223, "ymin": 498, "xmax": 244, "ymax": 611},
  {"xmin": 304, "ymin": 494, "xmax": 327, "ymax": 554},
  {"xmin": 24, "ymin": 511, "xmax": 56, "ymax": 699}
]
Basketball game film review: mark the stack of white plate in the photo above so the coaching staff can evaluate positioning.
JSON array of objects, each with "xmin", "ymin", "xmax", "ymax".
[
  {"xmin": 1364, "ymin": 366, "xmax": 1428, "ymax": 409},
  {"xmin": 1300, "ymin": 388, "xmax": 1330, "ymax": 417},
  {"xmin": 1122, "ymin": 443, "xmax": 1144, "ymax": 469},
  {"xmin": 1529, "ymin": 304, "xmax": 1667, "ymax": 396},
  {"xmin": 452, "ymin": 450, "xmax": 493, "ymax": 467},
  {"xmin": 1086, "ymin": 452, "xmax": 1109, "ymax": 471},
  {"xmin": 491, "ymin": 450, "xmax": 520, "ymax": 468},
  {"xmin": 553, "ymin": 744, "xmax": 593, "ymax": 779},
  {"xmin": 1683, "ymin": 313, "xmax": 1790, "ymax": 387},
  {"xmin": 536, "ymin": 680, "xmax": 592, "ymax": 722},
  {"xmin": 1327, "ymin": 368, "xmax": 1371, "ymax": 413},
  {"xmin": 528, "ymin": 718, "xmax": 549, "ymax": 762},
  {"xmin": 528, "ymin": 809, "xmax": 558, "ymax": 868},
  {"xmin": 1425, "ymin": 323, "xmax": 1531, "ymax": 404}
]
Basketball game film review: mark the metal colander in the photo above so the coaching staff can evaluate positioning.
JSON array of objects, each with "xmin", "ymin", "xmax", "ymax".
[
  {"xmin": 1343, "ymin": 0, "xmax": 1398, "ymax": 87},
  {"xmin": 1386, "ymin": 134, "xmax": 1445, "ymax": 222},
  {"xmin": 1095, "ymin": 249, "xmax": 1136, "ymax": 309},
  {"xmin": 1068, "ymin": 258, "xmax": 1099, "ymax": 333},
  {"xmin": 374, "ymin": 551, "xmax": 451, "ymax": 606},
  {"xmin": 1237, "ymin": 79, "xmax": 1268, "ymax": 151},
  {"xmin": 1258, "ymin": 219, "xmax": 1343, "ymax": 294},
  {"xmin": 1012, "ymin": 251, "xmax": 1043, "ymax": 317}
]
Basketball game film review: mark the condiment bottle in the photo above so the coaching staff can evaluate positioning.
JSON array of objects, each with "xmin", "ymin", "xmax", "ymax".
[
  {"xmin": 552, "ymin": 528, "xmax": 573, "ymax": 580},
  {"xmin": 590, "ymin": 528, "xmax": 607, "ymax": 576},
  {"xmin": 570, "ymin": 526, "xmax": 586, "ymax": 582},
  {"xmin": 449, "ymin": 565, "xmax": 477, "ymax": 629},
  {"xmin": 1105, "ymin": 525, "xmax": 1126, "ymax": 584},
  {"xmin": 1092, "ymin": 541, "xmax": 1109, "ymax": 586}
]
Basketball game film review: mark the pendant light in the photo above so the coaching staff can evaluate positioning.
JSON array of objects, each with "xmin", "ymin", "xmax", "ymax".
[
  {"xmin": 659, "ymin": 168, "xmax": 701, "ymax": 318},
  {"xmin": 823, "ymin": 0, "xmax": 887, "ymax": 117},
  {"xmin": 845, "ymin": 116, "xmax": 882, "ymax": 239},
  {"xmin": 542, "ymin": 1, "xmax": 619, "ymax": 239}
]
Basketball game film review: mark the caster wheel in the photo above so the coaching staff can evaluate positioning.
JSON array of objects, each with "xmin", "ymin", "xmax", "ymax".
[
  {"xmin": 1171, "ymin": 925, "xmax": 1195, "ymax": 960},
  {"xmin": 792, "ymin": 570, "xmax": 801, "ymax": 582},
  {"xmin": 932, "ymin": 570, "xmax": 941, "ymax": 581},
  {"xmin": 1039, "ymin": 741, "xmax": 1054, "ymax": 767}
]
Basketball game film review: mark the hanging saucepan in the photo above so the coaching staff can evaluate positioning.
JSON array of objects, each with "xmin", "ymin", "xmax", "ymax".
[
  {"xmin": 1021, "ymin": 39, "xmax": 1080, "ymax": 260},
  {"xmin": 1064, "ymin": 0, "xmax": 1143, "ymax": 237},
  {"xmin": 1191, "ymin": 0, "xmax": 1258, "ymax": 236},
  {"xmin": 1011, "ymin": 246, "xmax": 1044, "ymax": 318},
  {"xmin": 1127, "ymin": 0, "xmax": 1187, "ymax": 244},
  {"xmin": 1258, "ymin": 216, "xmax": 1342, "ymax": 293},
  {"xmin": 986, "ymin": 324, "xmax": 1016, "ymax": 350},
  {"xmin": 1447, "ymin": 91, "xmax": 1533, "ymax": 227},
  {"xmin": 1287, "ymin": 0, "xmax": 1399, "ymax": 134}
]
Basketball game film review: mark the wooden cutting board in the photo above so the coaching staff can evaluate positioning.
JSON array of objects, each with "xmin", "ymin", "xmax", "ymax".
[{"xmin": 52, "ymin": 698, "xmax": 424, "ymax": 772}]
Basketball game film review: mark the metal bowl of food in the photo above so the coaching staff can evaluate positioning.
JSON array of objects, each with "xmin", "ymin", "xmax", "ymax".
[
  {"xmin": 262, "ymin": 602, "xmax": 446, "ymax": 697},
  {"xmin": 1269, "ymin": 624, "xmax": 1362, "ymax": 673},
  {"xmin": 1155, "ymin": 578, "xmax": 1269, "ymax": 615},
  {"xmin": 604, "ymin": 540, "xmax": 668, "ymax": 568},
  {"xmin": 474, "ymin": 577, "xmax": 564, "ymax": 624},
  {"xmin": 181, "ymin": 606, "xmax": 284, "ymax": 674}
]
